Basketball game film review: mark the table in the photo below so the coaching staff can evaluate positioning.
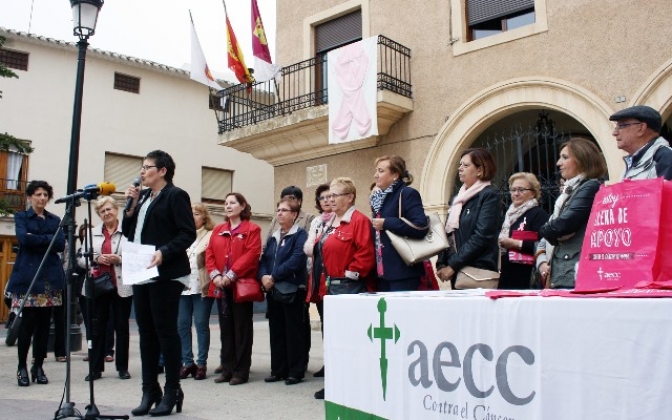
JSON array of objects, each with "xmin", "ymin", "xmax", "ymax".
[{"xmin": 323, "ymin": 290, "xmax": 672, "ymax": 419}]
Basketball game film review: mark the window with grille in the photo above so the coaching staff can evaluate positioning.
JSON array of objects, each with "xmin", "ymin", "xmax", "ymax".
[
  {"xmin": 0, "ymin": 48, "xmax": 29, "ymax": 71},
  {"xmin": 202, "ymin": 167, "xmax": 233, "ymax": 205},
  {"xmin": 114, "ymin": 72, "xmax": 141, "ymax": 94},
  {"xmin": 467, "ymin": 0, "xmax": 535, "ymax": 41}
]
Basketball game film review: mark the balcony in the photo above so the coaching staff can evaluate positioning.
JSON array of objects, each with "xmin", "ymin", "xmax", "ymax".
[
  {"xmin": 216, "ymin": 35, "xmax": 413, "ymax": 166},
  {"xmin": 0, "ymin": 179, "xmax": 26, "ymax": 215}
]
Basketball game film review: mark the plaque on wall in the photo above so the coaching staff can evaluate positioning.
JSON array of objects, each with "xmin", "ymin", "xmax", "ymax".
[{"xmin": 306, "ymin": 164, "xmax": 328, "ymax": 187}]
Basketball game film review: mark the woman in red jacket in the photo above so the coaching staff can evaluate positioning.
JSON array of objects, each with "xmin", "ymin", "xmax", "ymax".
[
  {"xmin": 205, "ymin": 192, "xmax": 261, "ymax": 385},
  {"xmin": 311, "ymin": 177, "xmax": 375, "ymax": 399}
]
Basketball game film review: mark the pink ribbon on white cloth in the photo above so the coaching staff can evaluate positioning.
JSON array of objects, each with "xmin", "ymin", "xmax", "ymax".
[{"xmin": 331, "ymin": 42, "xmax": 372, "ymax": 140}]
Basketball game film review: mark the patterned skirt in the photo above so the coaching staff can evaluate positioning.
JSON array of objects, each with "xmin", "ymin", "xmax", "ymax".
[{"xmin": 11, "ymin": 281, "xmax": 63, "ymax": 308}]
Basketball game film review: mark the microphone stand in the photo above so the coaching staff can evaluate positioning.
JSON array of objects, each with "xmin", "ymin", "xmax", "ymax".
[{"xmin": 54, "ymin": 195, "xmax": 128, "ymax": 420}]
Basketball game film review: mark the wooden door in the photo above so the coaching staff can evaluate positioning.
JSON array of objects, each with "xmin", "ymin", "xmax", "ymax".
[{"xmin": 0, "ymin": 235, "xmax": 18, "ymax": 323}]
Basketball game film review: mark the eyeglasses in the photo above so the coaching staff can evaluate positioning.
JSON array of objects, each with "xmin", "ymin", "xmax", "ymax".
[
  {"xmin": 276, "ymin": 208, "xmax": 293, "ymax": 213},
  {"xmin": 140, "ymin": 165, "xmax": 158, "ymax": 171},
  {"xmin": 326, "ymin": 193, "xmax": 351, "ymax": 199},
  {"xmin": 318, "ymin": 195, "xmax": 330, "ymax": 201},
  {"xmin": 510, "ymin": 188, "xmax": 533, "ymax": 194},
  {"xmin": 614, "ymin": 122, "xmax": 643, "ymax": 131}
]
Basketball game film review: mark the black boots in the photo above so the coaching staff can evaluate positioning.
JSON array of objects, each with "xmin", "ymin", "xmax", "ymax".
[
  {"xmin": 131, "ymin": 387, "xmax": 163, "ymax": 416},
  {"xmin": 17, "ymin": 367, "xmax": 29, "ymax": 387},
  {"xmin": 30, "ymin": 365, "xmax": 48, "ymax": 384},
  {"xmin": 148, "ymin": 387, "xmax": 184, "ymax": 417}
]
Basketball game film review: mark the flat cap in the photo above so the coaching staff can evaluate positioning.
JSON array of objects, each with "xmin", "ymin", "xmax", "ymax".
[{"xmin": 609, "ymin": 105, "xmax": 662, "ymax": 132}]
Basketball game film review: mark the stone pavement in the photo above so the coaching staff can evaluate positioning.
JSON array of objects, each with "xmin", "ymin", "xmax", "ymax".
[{"xmin": 0, "ymin": 316, "xmax": 325, "ymax": 420}]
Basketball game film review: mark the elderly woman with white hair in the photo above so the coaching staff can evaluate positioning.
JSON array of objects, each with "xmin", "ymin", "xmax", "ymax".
[{"xmin": 497, "ymin": 173, "xmax": 549, "ymax": 289}]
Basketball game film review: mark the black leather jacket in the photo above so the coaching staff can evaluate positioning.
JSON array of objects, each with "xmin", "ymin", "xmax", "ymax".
[
  {"xmin": 437, "ymin": 186, "xmax": 501, "ymax": 285},
  {"xmin": 539, "ymin": 178, "xmax": 601, "ymax": 288}
]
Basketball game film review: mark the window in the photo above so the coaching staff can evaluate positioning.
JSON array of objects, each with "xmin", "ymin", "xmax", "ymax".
[
  {"xmin": 104, "ymin": 153, "xmax": 143, "ymax": 192},
  {"xmin": 0, "ymin": 150, "xmax": 29, "ymax": 213},
  {"xmin": 201, "ymin": 167, "xmax": 233, "ymax": 205},
  {"xmin": 0, "ymin": 48, "xmax": 29, "ymax": 71},
  {"xmin": 114, "ymin": 72, "xmax": 140, "ymax": 94},
  {"xmin": 314, "ymin": 10, "xmax": 362, "ymax": 103},
  {"xmin": 467, "ymin": 0, "xmax": 535, "ymax": 41},
  {"xmin": 209, "ymin": 94, "xmax": 226, "ymax": 111}
]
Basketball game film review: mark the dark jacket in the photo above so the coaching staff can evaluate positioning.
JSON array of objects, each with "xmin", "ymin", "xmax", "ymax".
[
  {"xmin": 7, "ymin": 208, "xmax": 65, "ymax": 294},
  {"xmin": 122, "ymin": 183, "xmax": 196, "ymax": 281},
  {"xmin": 498, "ymin": 206, "xmax": 549, "ymax": 290},
  {"xmin": 374, "ymin": 182, "xmax": 428, "ymax": 281},
  {"xmin": 259, "ymin": 225, "xmax": 308, "ymax": 287},
  {"xmin": 437, "ymin": 186, "xmax": 501, "ymax": 286},
  {"xmin": 540, "ymin": 178, "xmax": 601, "ymax": 289}
]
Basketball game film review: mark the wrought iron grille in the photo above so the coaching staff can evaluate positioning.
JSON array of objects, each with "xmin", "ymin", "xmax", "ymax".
[
  {"xmin": 451, "ymin": 112, "xmax": 603, "ymax": 216},
  {"xmin": 216, "ymin": 35, "xmax": 412, "ymax": 133}
]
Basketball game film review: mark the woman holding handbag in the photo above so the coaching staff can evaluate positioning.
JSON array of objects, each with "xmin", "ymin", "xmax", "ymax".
[
  {"xmin": 78, "ymin": 196, "xmax": 132, "ymax": 381},
  {"xmin": 370, "ymin": 156, "xmax": 428, "ymax": 291},
  {"xmin": 436, "ymin": 148, "xmax": 501, "ymax": 289},
  {"xmin": 259, "ymin": 196, "xmax": 308, "ymax": 385},
  {"xmin": 313, "ymin": 177, "xmax": 376, "ymax": 399},
  {"xmin": 539, "ymin": 138, "xmax": 606, "ymax": 289},
  {"xmin": 497, "ymin": 173, "xmax": 549, "ymax": 289},
  {"xmin": 178, "ymin": 203, "xmax": 214, "ymax": 380},
  {"xmin": 206, "ymin": 192, "xmax": 261, "ymax": 386},
  {"xmin": 7, "ymin": 180, "xmax": 65, "ymax": 387}
]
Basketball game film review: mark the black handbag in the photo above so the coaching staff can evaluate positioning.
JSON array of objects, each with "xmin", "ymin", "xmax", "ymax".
[
  {"xmin": 272, "ymin": 281, "xmax": 299, "ymax": 304},
  {"xmin": 85, "ymin": 272, "xmax": 116, "ymax": 299},
  {"xmin": 327, "ymin": 276, "xmax": 366, "ymax": 295}
]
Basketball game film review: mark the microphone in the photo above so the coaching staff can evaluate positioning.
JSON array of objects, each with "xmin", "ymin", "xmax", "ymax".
[
  {"xmin": 124, "ymin": 177, "xmax": 142, "ymax": 212},
  {"xmin": 54, "ymin": 182, "xmax": 116, "ymax": 204}
]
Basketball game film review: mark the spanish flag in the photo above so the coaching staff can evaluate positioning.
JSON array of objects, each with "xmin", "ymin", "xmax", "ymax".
[{"xmin": 226, "ymin": 14, "xmax": 254, "ymax": 85}]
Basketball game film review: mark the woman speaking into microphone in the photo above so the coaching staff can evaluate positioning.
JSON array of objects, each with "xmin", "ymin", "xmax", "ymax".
[{"xmin": 123, "ymin": 150, "xmax": 196, "ymax": 417}]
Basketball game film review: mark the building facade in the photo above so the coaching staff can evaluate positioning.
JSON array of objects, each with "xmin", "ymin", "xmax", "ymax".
[
  {"xmin": 0, "ymin": 28, "xmax": 274, "ymax": 322},
  {"xmin": 217, "ymin": 0, "xmax": 672, "ymax": 217}
]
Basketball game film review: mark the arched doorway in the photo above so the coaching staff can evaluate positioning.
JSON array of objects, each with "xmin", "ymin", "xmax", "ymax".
[
  {"xmin": 420, "ymin": 77, "xmax": 619, "ymax": 213},
  {"xmin": 454, "ymin": 110, "xmax": 604, "ymax": 215}
]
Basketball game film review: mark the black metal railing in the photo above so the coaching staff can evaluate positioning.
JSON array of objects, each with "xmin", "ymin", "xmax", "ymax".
[
  {"xmin": 0, "ymin": 178, "xmax": 27, "ymax": 214},
  {"xmin": 217, "ymin": 35, "xmax": 412, "ymax": 133}
]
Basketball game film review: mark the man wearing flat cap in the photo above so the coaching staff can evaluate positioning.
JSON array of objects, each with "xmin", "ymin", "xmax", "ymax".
[{"xmin": 610, "ymin": 105, "xmax": 672, "ymax": 180}]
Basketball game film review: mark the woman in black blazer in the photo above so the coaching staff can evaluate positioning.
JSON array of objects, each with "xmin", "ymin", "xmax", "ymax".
[
  {"xmin": 123, "ymin": 150, "xmax": 196, "ymax": 416},
  {"xmin": 436, "ymin": 148, "xmax": 501, "ymax": 289}
]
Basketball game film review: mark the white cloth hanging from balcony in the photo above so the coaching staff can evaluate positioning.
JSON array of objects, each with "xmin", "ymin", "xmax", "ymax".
[
  {"xmin": 328, "ymin": 36, "xmax": 378, "ymax": 144},
  {"xmin": 6, "ymin": 150, "xmax": 22, "ymax": 190}
]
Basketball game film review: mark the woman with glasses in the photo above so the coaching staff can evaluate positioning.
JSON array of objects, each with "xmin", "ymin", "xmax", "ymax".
[
  {"xmin": 313, "ymin": 177, "xmax": 375, "ymax": 399},
  {"xmin": 206, "ymin": 192, "xmax": 261, "ymax": 386},
  {"xmin": 259, "ymin": 197, "xmax": 308, "ymax": 385},
  {"xmin": 370, "ymin": 155, "xmax": 428, "ymax": 292},
  {"xmin": 539, "ymin": 138, "xmax": 606, "ymax": 289},
  {"xmin": 123, "ymin": 150, "xmax": 196, "ymax": 416},
  {"xmin": 303, "ymin": 183, "xmax": 332, "ymax": 378},
  {"xmin": 497, "ymin": 173, "xmax": 549, "ymax": 289}
]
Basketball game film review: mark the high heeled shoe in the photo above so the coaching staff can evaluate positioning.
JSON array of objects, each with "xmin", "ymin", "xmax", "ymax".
[
  {"xmin": 179, "ymin": 364, "xmax": 196, "ymax": 379},
  {"xmin": 148, "ymin": 386, "xmax": 184, "ymax": 416},
  {"xmin": 17, "ymin": 367, "xmax": 29, "ymax": 387},
  {"xmin": 131, "ymin": 387, "xmax": 163, "ymax": 416},
  {"xmin": 30, "ymin": 365, "xmax": 48, "ymax": 385}
]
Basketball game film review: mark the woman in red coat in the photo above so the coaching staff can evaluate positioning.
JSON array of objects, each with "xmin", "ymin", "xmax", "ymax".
[
  {"xmin": 205, "ymin": 192, "xmax": 261, "ymax": 385},
  {"xmin": 311, "ymin": 177, "xmax": 375, "ymax": 399}
]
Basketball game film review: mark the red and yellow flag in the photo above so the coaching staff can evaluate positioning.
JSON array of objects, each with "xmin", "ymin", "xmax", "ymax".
[{"xmin": 226, "ymin": 15, "xmax": 254, "ymax": 85}]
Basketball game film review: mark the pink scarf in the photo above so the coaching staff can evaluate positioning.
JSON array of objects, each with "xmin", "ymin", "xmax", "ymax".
[{"xmin": 445, "ymin": 180, "xmax": 492, "ymax": 233}]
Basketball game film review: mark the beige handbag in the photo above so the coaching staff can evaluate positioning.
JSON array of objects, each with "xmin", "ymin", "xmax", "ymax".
[
  {"xmin": 455, "ymin": 266, "xmax": 500, "ymax": 289},
  {"xmin": 385, "ymin": 191, "xmax": 449, "ymax": 266}
]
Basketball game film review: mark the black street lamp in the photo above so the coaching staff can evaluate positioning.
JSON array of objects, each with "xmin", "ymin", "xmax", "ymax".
[{"xmin": 56, "ymin": 1, "xmax": 104, "ymax": 419}]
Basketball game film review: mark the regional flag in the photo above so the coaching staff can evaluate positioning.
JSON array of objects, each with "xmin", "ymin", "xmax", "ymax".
[
  {"xmin": 190, "ymin": 13, "xmax": 223, "ymax": 90},
  {"xmin": 227, "ymin": 14, "xmax": 254, "ymax": 85},
  {"xmin": 251, "ymin": 0, "xmax": 281, "ymax": 82}
]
